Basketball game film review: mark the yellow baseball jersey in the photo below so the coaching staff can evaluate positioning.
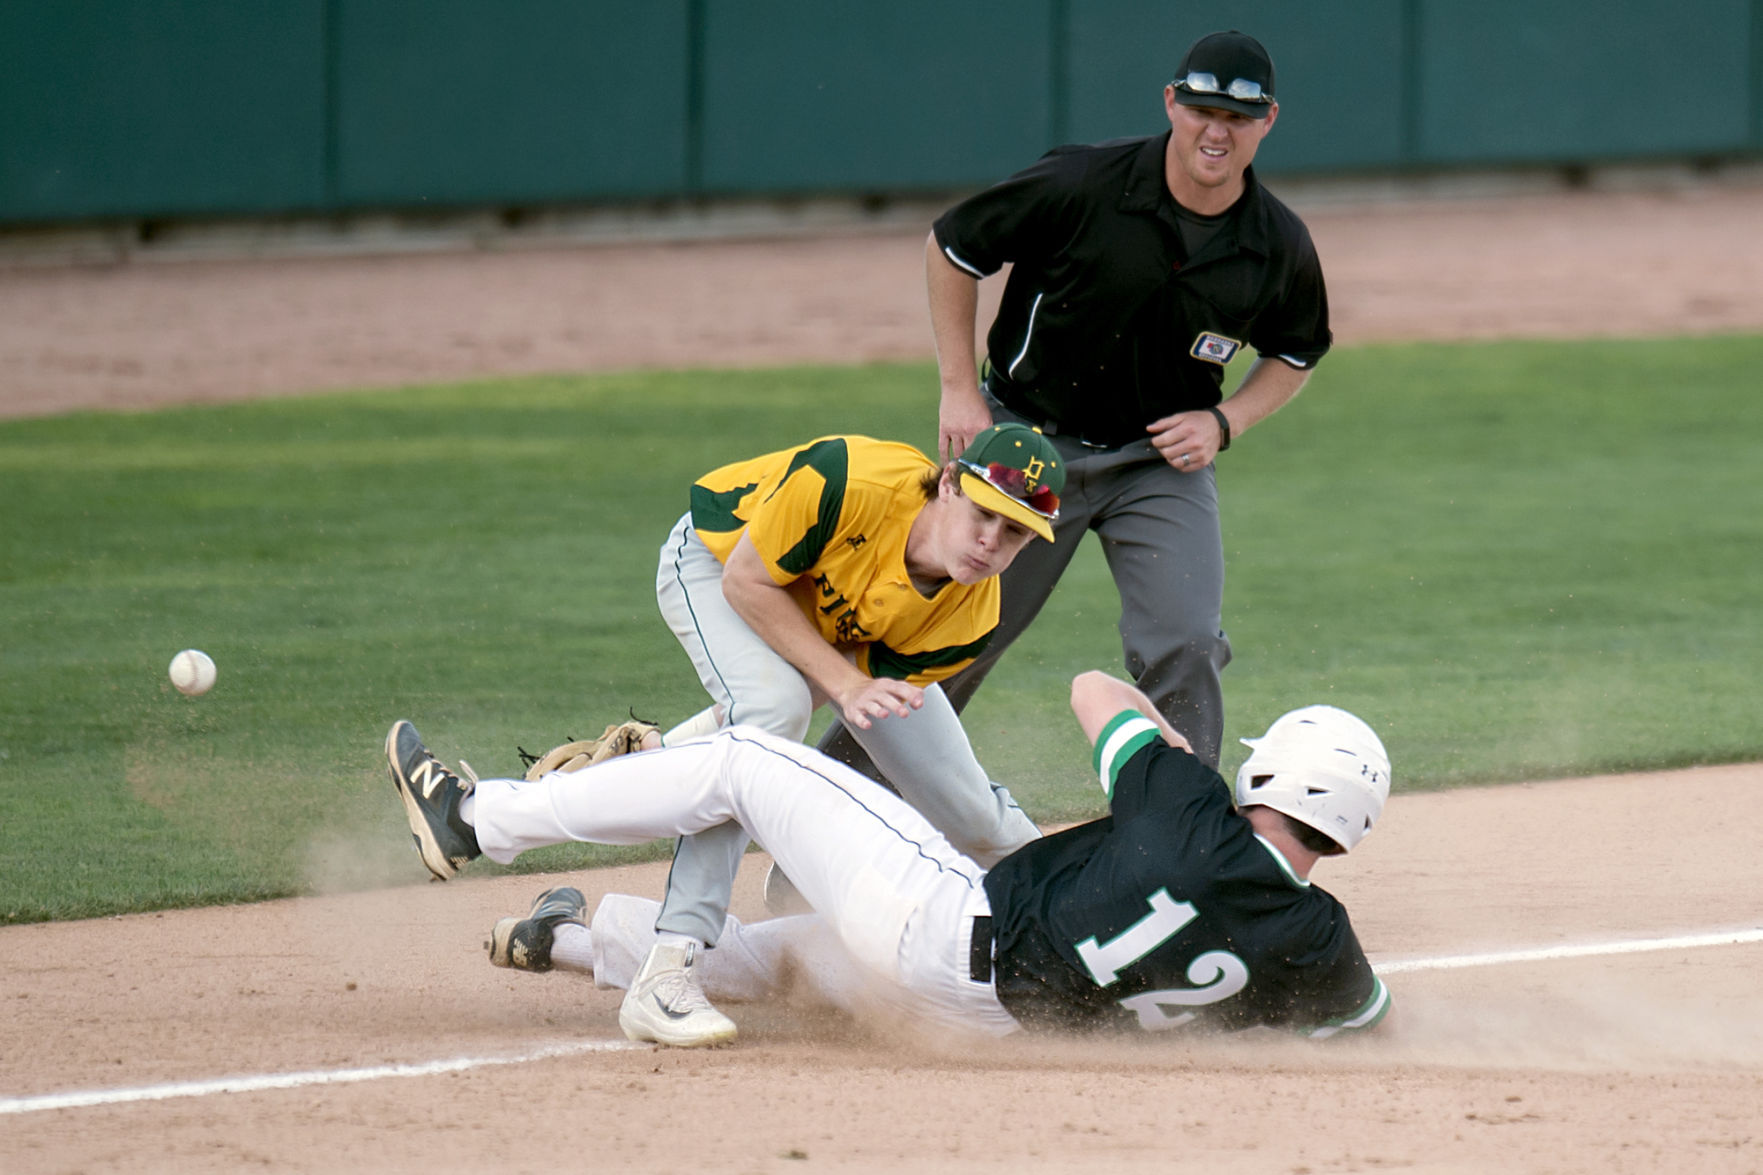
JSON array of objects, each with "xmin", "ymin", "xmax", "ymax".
[{"xmin": 689, "ymin": 436, "xmax": 997, "ymax": 685}]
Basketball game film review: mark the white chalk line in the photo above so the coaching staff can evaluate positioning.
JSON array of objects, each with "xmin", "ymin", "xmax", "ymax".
[
  {"xmin": 0, "ymin": 1038, "xmax": 648, "ymax": 1117},
  {"xmin": 1371, "ymin": 926, "xmax": 1763, "ymax": 974},
  {"xmin": 6, "ymin": 926, "xmax": 1760, "ymax": 1117}
]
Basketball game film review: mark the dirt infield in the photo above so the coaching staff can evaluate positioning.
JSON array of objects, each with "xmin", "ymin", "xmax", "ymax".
[{"xmin": 3, "ymin": 179, "xmax": 1762, "ymax": 1173}]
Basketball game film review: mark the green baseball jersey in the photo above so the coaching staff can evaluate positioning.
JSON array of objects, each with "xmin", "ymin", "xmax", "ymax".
[{"xmin": 983, "ymin": 711, "xmax": 1390, "ymax": 1037}]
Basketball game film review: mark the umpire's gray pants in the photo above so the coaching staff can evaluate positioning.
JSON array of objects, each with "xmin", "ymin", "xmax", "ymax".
[
  {"xmin": 820, "ymin": 403, "xmax": 1231, "ymax": 771},
  {"xmin": 652, "ymin": 514, "xmax": 1038, "ymax": 946}
]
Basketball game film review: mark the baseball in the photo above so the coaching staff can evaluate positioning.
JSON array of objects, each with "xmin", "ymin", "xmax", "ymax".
[{"xmin": 168, "ymin": 649, "xmax": 217, "ymax": 696}]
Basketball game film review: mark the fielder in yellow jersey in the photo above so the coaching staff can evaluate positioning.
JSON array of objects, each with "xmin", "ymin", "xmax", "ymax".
[
  {"xmin": 606, "ymin": 423, "xmax": 1066, "ymax": 1045},
  {"xmin": 692, "ymin": 436, "xmax": 1005, "ymax": 689}
]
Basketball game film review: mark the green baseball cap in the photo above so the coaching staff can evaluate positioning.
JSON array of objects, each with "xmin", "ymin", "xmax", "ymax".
[{"xmin": 956, "ymin": 423, "xmax": 1064, "ymax": 542}]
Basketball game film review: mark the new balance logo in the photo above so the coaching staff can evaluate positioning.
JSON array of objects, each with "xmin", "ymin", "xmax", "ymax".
[{"xmin": 412, "ymin": 759, "xmax": 449, "ymax": 799}]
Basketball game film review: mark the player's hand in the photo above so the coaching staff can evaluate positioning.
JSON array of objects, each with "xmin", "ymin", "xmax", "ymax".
[
  {"xmin": 1146, "ymin": 409, "xmax": 1221, "ymax": 472},
  {"xmin": 938, "ymin": 386, "xmax": 994, "ymax": 462},
  {"xmin": 834, "ymin": 677, "xmax": 925, "ymax": 730}
]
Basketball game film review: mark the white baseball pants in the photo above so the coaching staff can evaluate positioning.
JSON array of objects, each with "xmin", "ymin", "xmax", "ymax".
[
  {"xmin": 469, "ymin": 727, "xmax": 1020, "ymax": 1038},
  {"xmin": 584, "ymin": 895, "xmax": 875, "ymax": 1013},
  {"xmin": 651, "ymin": 513, "xmax": 1039, "ymax": 945}
]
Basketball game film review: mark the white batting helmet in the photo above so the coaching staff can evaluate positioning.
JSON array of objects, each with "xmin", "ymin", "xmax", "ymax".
[{"xmin": 1233, "ymin": 705, "xmax": 1390, "ymax": 852}]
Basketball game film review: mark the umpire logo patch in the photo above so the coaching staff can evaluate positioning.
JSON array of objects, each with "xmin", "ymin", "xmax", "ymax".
[{"xmin": 1190, "ymin": 331, "xmax": 1242, "ymax": 366}]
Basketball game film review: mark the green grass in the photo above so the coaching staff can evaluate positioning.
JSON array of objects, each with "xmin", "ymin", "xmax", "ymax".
[{"xmin": 2, "ymin": 339, "xmax": 1760, "ymax": 921}]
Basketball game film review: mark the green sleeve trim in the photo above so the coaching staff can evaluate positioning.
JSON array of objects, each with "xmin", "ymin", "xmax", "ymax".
[
  {"xmin": 772, "ymin": 439, "xmax": 849, "ymax": 575},
  {"xmin": 1299, "ymin": 976, "xmax": 1391, "ymax": 1039},
  {"xmin": 689, "ymin": 480, "xmax": 759, "ymax": 534},
  {"xmin": 864, "ymin": 631, "xmax": 992, "ymax": 682},
  {"xmin": 1091, "ymin": 712, "xmax": 1161, "ymax": 798}
]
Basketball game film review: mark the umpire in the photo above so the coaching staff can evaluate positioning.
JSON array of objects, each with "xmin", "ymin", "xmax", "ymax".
[{"xmin": 825, "ymin": 28, "xmax": 1328, "ymax": 771}]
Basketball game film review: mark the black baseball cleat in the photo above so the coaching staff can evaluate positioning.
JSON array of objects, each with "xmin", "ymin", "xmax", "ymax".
[
  {"xmin": 487, "ymin": 887, "xmax": 587, "ymax": 972},
  {"xmin": 386, "ymin": 719, "xmax": 481, "ymax": 881}
]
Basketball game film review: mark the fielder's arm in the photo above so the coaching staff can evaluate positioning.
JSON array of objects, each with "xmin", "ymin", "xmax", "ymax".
[
  {"xmin": 1068, "ymin": 670, "xmax": 1190, "ymax": 752},
  {"xmin": 721, "ymin": 534, "xmax": 922, "ymax": 729},
  {"xmin": 926, "ymin": 231, "xmax": 992, "ymax": 461}
]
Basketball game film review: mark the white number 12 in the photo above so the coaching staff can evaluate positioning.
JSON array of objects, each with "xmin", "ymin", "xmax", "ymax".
[
  {"xmin": 1073, "ymin": 888, "xmax": 1249, "ymax": 1032},
  {"xmin": 1075, "ymin": 888, "xmax": 1195, "ymax": 986}
]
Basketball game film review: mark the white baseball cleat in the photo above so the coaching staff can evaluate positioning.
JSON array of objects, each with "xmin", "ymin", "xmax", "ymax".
[{"xmin": 617, "ymin": 942, "xmax": 738, "ymax": 1048}]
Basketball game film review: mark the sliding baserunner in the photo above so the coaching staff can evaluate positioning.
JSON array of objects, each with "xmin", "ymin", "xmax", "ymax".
[{"xmin": 389, "ymin": 669, "xmax": 1392, "ymax": 1045}]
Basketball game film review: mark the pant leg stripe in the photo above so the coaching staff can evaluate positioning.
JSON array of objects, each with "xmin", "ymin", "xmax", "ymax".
[
  {"xmin": 727, "ymin": 729, "xmax": 985, "ymax": 889},
  {"xmin": 667, "ymin": 523, "xmax": 740, "ymax": 725}
]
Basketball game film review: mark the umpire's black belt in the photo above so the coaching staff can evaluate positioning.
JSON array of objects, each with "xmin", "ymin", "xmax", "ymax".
[
  {"xmin": 983, "ymin": 371, "xmax": 1132, "ymax": 451},
  {"xmin": 969, "ymin": 915, "xmax": 994, "ymax": 984}
]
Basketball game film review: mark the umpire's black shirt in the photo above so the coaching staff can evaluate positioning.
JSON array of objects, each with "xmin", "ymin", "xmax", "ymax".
[{"xmin": 933, "ymin": 132, "xmax": 1331, "ymax": 449}]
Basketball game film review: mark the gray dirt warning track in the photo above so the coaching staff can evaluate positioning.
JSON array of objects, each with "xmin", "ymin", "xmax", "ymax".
[{"xmin": 2, "ymin": 181, "xmax": 1762, "ymax": 1172}]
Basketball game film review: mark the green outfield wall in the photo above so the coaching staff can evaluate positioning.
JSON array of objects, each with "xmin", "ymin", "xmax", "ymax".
[{"xmin": 1, "ymin": 0, "xmax": 1758, "ymax": 226}]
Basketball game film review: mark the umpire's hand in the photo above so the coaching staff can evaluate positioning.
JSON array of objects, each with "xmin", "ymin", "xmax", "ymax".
[
  {"xmin": 939, "ymin": 385, "xmax": 994, "ymax": 462},
  {"xmin": 1146, "ymin": 408, "xmax": 1224, "ymax": 472}
]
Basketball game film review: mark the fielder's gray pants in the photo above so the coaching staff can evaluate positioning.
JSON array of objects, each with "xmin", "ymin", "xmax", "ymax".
[
  {"xmin": 820, "ymin": 400, "xmax": 1231, "ymax": 771},
  {"xmin": 652, "ymin": 514, "xmax": 1039, "ymax": 946}
]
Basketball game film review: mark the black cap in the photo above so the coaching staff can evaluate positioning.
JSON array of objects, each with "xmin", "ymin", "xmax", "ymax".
[{"xmin": 1170, "ymin": 30, "xmax": 1276, "ymax": 119}]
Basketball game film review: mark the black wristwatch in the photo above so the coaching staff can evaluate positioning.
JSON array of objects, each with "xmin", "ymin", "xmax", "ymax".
[{"xmin": 1206, "ymin": 405, "xmax": 1232, "ymax": 451}]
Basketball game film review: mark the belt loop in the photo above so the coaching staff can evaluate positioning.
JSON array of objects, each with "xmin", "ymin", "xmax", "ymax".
[{"xmin": 970, "ymin": 915, "xmax": 994, "ymax": 983}]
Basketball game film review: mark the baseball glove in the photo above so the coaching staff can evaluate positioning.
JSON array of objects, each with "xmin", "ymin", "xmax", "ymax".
[{"xmin": 518, "ymin": 715, "xmax": 659, "ymax": 781}]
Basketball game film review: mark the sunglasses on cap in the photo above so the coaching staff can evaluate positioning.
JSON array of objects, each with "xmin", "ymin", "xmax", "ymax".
[
  {"xmin": 1172, "ymin": 71, "xmax": 1271, "ymax": 104},
  {"xmin": 958, "ymin": 459, "xmax": 1060, "ymax": 519}
]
